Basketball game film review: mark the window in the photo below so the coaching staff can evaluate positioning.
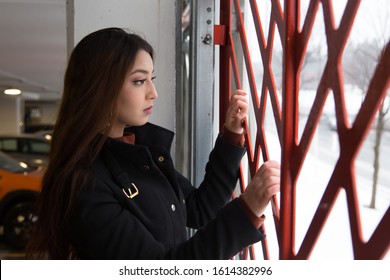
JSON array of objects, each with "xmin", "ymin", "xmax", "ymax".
[
  {"xmin": 0, "ymin": 139, "xmax": 18, "ymax": 152},
  {"xmin": 29, "ymin": 140, "xmax": 50, "ymax": 155}
]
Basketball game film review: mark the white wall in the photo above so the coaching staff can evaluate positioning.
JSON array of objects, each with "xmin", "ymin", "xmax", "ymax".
[{"xmin": 67, "ymin": 0, "xmax": 178, "ymax": 133}]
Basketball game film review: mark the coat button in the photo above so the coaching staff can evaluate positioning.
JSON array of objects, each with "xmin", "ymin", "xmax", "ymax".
[
  {"xmin": 171, "ymin": 204, "xmax": 176, "ymax": 211},
  {"xmin": 158, "ymin": 156, "xmax": 165, "ymax": 162}
]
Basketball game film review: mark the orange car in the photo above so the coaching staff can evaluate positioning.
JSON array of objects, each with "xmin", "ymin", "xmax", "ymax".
[{"xmin": 0, "ymin": 151, "xmax": 43, "ymax": 248}]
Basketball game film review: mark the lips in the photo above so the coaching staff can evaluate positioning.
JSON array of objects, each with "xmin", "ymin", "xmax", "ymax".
[{"xmin": 144, "ymin": 105, "xmax": 153, "ymax": 114}]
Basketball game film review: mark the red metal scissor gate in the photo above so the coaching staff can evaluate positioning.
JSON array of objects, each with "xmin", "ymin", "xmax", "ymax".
[{"xmin": 215, "ymin": 0, "xmax": 390, "ymax": 259}]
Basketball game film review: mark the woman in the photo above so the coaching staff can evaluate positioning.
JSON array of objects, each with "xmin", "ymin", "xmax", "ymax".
[{"xmin": 27, "ymin": 27, "xmax": 280, "ymax": 259}]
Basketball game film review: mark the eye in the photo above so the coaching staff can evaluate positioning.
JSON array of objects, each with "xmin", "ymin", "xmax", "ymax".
[
  {"xmin": 151, "ymin": 76, "xmax": 157, "ymax": 83},
  {"xmin": 133, "ymin": 79, "xmax": 146, "ymax": 86}
]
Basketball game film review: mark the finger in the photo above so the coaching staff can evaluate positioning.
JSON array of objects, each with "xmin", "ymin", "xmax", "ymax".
[
  {"xmin": 252, "ymin": 171, "xmax": 280, "ymax": 188},
  {"xmin": 253, "ymin": 176, "xmax": 280, "ymax": 195},
  {"xmin": 233, "ymin": 89, "xmax": 247, "ymax": 96},
  {"xmin": 264, "ymin": 175, "xmax": 281, "ymax": 187},
  {"xmin": 235, "ymin": 100, "xmax": 248, "ymax": 113},
  {"xmin": 256, "ymin": 161, "xmax": 281, "ymax": 177},
  {"xmin": 231, "ymin": 91, "xmax": 248, "ymax": 100},
  {"xmin": 231, "ymin": 89, "xmax": 248, "ymax": 100},
  {"xmin": 259, "ymin": 160, "xmax": 281, "ymax": 171},
  {"xmin": 264, "ymin": 160, "xmax": 281, "ymax": 167},
  {"xmin": 229, "ymin": 96, "xmax": 248, "ymax": 108},
  {"xmin": 263, "ymin": 183, "xmax": 280, "ymax": 199}
]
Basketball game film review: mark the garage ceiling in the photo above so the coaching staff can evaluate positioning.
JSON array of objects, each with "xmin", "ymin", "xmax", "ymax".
[{"xmin": 0, "ymin": 0, "xmax": 67, "ymax": 101}]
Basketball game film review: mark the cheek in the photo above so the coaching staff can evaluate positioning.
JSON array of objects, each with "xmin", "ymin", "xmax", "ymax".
[
  {"xmin": 116, "ymin": 89, "xmax": 142, "ymax": 120},
  {"xmin": 118, "ymin": 88, "xmax": 137, "ymax": 109},
  {"xmin": 118, "ymin": 95, "xmax": 136, "ymax": 116}
]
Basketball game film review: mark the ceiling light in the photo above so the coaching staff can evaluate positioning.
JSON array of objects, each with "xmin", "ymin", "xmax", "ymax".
[{"xmin": 4, "ymin": 88, "xmax": 22, "ymax": 95}]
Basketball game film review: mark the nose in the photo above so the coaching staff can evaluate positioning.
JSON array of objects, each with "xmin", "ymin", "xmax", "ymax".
[{"xmin": 148, "ymin": 81, "xmax": 158, "ymax": 100}]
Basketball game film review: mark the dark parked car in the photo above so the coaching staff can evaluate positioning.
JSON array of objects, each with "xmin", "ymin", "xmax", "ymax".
[
  {"xmin": 0, "ymin": 151, "xmax": 42, "ymax": 248},
  {"xmin": 0, "ymin": 134, "xmax": 51, "ymax": 168}
]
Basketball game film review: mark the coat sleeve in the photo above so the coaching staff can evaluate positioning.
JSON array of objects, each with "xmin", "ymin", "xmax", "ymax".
[
  {"xmin": 70, "ymin": 176, "xmax": 265, "ymax": 260},
  {"xmin": 178, "ymin": 133, "xmax": 247, "ymax": 228}
]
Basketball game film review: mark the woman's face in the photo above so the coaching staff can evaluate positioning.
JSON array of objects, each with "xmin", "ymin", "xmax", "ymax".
[{"xmin": 111, "ymin": 49, "xmax": 158, "ymax": 137}]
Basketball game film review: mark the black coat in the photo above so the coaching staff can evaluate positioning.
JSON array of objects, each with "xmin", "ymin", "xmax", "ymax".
[{"xmin": 70, "ymin": 123, "xmax": 264, "ymax": 259}]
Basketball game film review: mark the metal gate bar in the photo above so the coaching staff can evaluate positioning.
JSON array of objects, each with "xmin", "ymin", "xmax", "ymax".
[{"xmin": 215, "ymin": 0, "xmax": 390, "ymax": 259}]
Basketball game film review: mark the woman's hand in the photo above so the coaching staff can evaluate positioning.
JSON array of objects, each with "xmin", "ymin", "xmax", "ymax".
[
  {"xmin": 225, "ymin": 89, "xmax": 248, "ymax": 134},
  {"xmin": 241, "ymin": 160, "xmax": 281, "ymax": 217}
]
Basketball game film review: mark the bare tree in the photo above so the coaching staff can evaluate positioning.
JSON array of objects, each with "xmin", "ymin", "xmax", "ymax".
[
  {"xmin": 371, "ymin": 85, "xmax": 389, "ymax": 209},
  {"xmin": 344, "ymin": 26, "xmax": 390, "ymax": 209},
  {"xmin": 366, "ymin": 1, "xmax": 390, "ymax": 209}
]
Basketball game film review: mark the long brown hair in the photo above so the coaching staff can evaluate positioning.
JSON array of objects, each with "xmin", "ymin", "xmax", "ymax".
[{"xmin": 26, "ymin": 28, "xmax": 154, "ymax": 259}]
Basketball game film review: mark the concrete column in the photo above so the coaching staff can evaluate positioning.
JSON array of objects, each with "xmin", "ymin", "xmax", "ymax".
[
  {"xmin": 0, "ymin": 94, "xmax": 23, "ymax": 134},
  {"xmin": 66, "ymin": 0, "xmax": 178, "ymax": 135}
]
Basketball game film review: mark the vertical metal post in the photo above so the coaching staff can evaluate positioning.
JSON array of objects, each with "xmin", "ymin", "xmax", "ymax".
[
  {"xmin": 219, "ymin": 0, "xmax": 233, "ymax": 128},
  {"xmin": 189, "ymin": 0, "xmax": 215, "ymax": 186},
  {"xmin": 280, "ymin": 0, "xmax": 298, "ymax": 260}
]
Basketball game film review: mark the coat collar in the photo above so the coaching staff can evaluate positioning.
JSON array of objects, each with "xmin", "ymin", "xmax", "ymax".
[
  {"xmin": 124, "ymin": 122, "xmax": 175, "ymax": 151},
  {"xmin": 105, "ymin": 122, "xmax": 175, "ymax": 158}
]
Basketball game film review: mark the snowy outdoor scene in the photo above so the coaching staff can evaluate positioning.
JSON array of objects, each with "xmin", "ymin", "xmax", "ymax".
[{"xmin": 238, "ymin": 0, "xmax": 390, "ymax": 259}]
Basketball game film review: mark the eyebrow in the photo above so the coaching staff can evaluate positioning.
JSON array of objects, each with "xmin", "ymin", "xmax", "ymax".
[{"xmin": 129, "ymin": 69, "xmax": 155, "ymax": 75}]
